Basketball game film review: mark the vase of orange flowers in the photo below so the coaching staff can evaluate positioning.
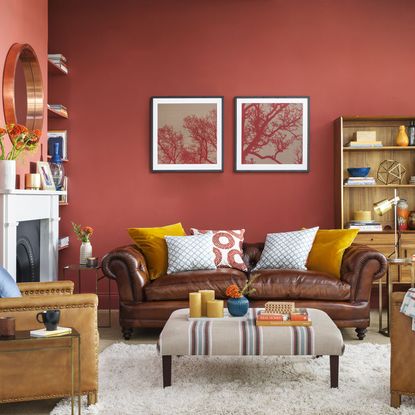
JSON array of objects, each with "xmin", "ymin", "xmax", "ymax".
[
  {"xmin": 225, "ymin": 274, "xmax": 258, "ymax": 317},
  {"xmin": 0, "ymin": 124, "xmax": 41, "ymax": 191},
  {"xmin": 72, "ymin": 222, "xmax": 94, "ymax": 265}
]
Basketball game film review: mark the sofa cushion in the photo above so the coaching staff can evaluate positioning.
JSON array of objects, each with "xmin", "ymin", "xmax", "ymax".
[
  {"xmin": 144, "ymin": 268, "xmax": 247, "ymax": 301},
  {"xmin": 249, "ymin": 270, "xmax": 351, "ymax": 301}
]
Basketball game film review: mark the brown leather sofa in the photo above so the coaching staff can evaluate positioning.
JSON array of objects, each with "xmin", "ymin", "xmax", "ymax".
[
  {"xmin": 0, "ymin": 281, "xmax": 98, "ymax": 405},
  {"xmin": 390, "ymin": 291, "xmax": 415, "ymax": 407},
  {"xmin": 102, "ymin": 242, "xmax": 387, "ymax": 340}
]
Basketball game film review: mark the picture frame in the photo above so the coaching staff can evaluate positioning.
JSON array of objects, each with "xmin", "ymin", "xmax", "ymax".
[
  {"xmin": 234, "ymin": 97, "xmax": 310, "ymax": 172},
  {"xmin": 151, "ymin": 97, "xmax": 223, "ymax": 172},
  {"xmin": 59, "ymin": 177, "xmax": 68, "ymax": 204},
  {"xmin": 36, "ymin": 162, "xmax": 56, "ymax": 191},
  {"xmin": 47, "ymin": 130, "xmax": 68, "ymax": 160}
]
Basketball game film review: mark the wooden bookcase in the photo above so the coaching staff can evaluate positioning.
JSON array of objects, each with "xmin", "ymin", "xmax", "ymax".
[{"xmin": 334, "ymin": 116, "xmax": 415, "ymax": 283}]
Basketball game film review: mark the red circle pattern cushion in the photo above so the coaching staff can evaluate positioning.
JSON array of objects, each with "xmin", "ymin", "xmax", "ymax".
[{"xmin": 190, "ymin": 229, "xmax": 248, "ymax": 271}]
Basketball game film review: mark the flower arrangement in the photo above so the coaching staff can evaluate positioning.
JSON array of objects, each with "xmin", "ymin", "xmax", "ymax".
[
  {"xmin": 226, "ymin": 274, "xmax": 259, "ymax": 298},
  {"xmin": 0, "ymin": 124, "xmax": 41, "ymax": 160},
  {"xmin": 72, "ymin": 222, "xmax": 94, "ymax": 243}
]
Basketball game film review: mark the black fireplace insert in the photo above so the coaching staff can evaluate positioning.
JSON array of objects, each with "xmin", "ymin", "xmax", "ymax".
[{"xmin": 16, "ymin": 220, "xmax": 40, "ymax": 283}]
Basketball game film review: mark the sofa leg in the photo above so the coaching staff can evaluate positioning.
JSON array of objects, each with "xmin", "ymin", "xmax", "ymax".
[
  {"xmin": 391, "ymin": 392, "xmax": 401, "ymax": 408},
  {"xmin": 122, "ymin": 327, "xmax": 133, "ymax": 340},
  {"xmin": 355, "ymin": 328, "xmax": 367, "ymax": 340},
  {"xmin": 87, "ymin": 391, "xmax": 98, "ymax": 405}
]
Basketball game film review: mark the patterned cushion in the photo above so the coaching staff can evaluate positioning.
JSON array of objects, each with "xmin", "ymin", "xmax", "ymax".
[
  {"xmin": 190, "ymin": 228, "xmax": 248, "ymax": 271},
  {"xmin": 253, "ymin": 227, "xmax": 319, "ymax": 271},
  {"xmin": 165, "ymin": 234, "xmax": 216, "ymax": 274}
]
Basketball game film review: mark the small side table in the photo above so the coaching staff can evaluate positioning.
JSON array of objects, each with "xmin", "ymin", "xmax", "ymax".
[
  {"xmin": 0, "ymin": 329, "xmax": 81, "ymax": 415},
  {"xmin": 64, "ymin": 264, "xmax": 112, "ymax": 328},
  {"xmin": 378, "ymin": 257, "xmax": 415, "ymax": 337}
]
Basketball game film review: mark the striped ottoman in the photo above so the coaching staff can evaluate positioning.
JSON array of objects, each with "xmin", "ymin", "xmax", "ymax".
[{"xmin": 159, "ymin": 308, "xmax": 344, "ymax": 388}]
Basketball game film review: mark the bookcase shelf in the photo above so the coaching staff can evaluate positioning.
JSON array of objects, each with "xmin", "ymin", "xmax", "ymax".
[
  {"xmin": 344, "ymin": 184, "xmax": 415, "ymax": 188},
  {"xmin": 344, "ymin": 146, "xmax": 415, "ymax": 151}
]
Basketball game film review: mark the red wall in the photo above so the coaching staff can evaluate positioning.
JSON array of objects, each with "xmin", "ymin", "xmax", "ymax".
[
  {"xmin": 0, "ymin": 0, "xmax": 48, "ymax": 181},
  {"xmin": 48, "ymin": 0, "xmax": 415, "ymax": 303}
]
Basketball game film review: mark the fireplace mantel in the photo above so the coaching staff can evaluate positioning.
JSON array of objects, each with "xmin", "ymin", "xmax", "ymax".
[{"xmin": 0, "ymin": 190, "xmax": 66, "ymax": 281}]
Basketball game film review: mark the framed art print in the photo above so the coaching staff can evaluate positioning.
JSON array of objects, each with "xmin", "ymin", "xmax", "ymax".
[
  {"xmin": 151, "ymin": 97, "xmax": 223, "ymax": 172},
  {"xmin": 36, "ymin": 161, "xmax": 56, "ymax": 191},
  {"xmin": 235, "ymin": 97, "xmax": 309, "ymax": 172}
]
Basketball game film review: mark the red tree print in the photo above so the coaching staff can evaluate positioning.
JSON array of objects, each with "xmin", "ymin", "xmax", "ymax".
[
  {"xmin": 158, "ymin": 109, "xmax": 217, "ymax": 164},
  {"xmin": 241, "ymin": 103, "xmax": 303, "ymax": 164}
]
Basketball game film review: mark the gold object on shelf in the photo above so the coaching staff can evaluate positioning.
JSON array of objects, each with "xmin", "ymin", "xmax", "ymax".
[
  {"xmin": 354, "ymin": 210, "xmax": 372, "ymax": 222},
  {"xmin": 377, "ymin": 160, "xmax": 406, "ymax": 185},
  {"xmin": 24, "ymin": 173, "xmax": 41, "ymax": 190},
  {"xmin": 396, "ymin": 125, "xmax": 409, "ymax": 147},
  {"xmin": 207, "ymin": 300, "xmax": 224, "ymax": 318}
]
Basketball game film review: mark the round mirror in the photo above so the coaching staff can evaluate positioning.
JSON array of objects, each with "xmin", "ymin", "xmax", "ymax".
[{"xmin": 2, "ymin": 43, "xmax": 44, "ymax": 132}]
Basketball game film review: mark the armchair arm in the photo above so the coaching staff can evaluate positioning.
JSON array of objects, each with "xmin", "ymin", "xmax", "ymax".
[
  {"xmin": 18, "ymin": 281, "xmax": 75, "ymax": 296},
  {"xmin": 340, "ymin": 244, "xmax": 387, "ymax": 302},
  {"xmin": 102, "ymin": 245, "xmax": 150, "ymax": 303}
]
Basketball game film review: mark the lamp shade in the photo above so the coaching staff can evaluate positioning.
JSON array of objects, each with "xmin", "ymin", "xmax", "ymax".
[{"xmin": 373, "ymin": 196, "xmax": 400, "ymax": 216}]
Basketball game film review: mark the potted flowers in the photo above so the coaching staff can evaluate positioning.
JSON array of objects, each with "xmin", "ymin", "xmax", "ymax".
[
  {"xmin": 72, "ymin": 222, "xmax": 94, "ymax": 265},
  {"xmin": 225, "ymin": 274, "xmax": 258, "ymax": 317},
  {"xmin": 0, "ymin": 124, "xmax": 41, "ymax": 191}
]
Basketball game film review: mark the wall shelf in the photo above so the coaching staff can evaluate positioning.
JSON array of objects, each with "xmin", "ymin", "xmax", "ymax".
[
  {"xmin": 344, "ymin": 146, "xmax": 415, "ymax": 151},
  {"xmin": 48, "ymin": 107, "xmax": 68, "ymax": 119},
  {"xmin": 48, "ymin": 60, "xmax": 68, "ymax": 75}
]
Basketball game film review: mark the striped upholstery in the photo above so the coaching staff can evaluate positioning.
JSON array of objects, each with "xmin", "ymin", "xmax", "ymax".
[{"xmin": 159, "ymin": 308, "xmax": 343, "ymax": 357}]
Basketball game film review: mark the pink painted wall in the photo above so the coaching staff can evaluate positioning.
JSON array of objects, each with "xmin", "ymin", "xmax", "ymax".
[{"xmin": 0, "ymin": 0, "xmax": 48, "ymax": 184}]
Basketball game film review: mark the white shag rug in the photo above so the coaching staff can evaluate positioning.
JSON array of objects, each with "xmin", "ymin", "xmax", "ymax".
[{"xmin": 51, "ymin": 342, "xmax": 415, "ymax": 415}]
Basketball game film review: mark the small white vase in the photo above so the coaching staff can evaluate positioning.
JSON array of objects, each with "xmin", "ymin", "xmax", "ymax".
[
  {"xmin": 0, "ymin": 160, "xmax": 16, "ymax": 191},
  {"xmin": 80, "ymin": 241, "xmax": 92, "ymax": 265}
]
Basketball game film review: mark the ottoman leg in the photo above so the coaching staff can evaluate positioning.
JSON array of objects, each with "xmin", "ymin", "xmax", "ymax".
[
  {"xmin": 330, "ymin": 355, "xmax": 339, "ymax": 388},
  {"xmin": 162, "ymin": 355, "xmax": 172, "ymax": 388}
]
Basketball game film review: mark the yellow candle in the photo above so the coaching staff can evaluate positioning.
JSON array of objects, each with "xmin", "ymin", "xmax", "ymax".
[
  {"xmin": 199, "ymin": 290, "xmax": 215, "ymax": 316},
  {"xmin": 189, "ymin": 292, "xmax": 202, "ymax": 318},
  {"xmin": 207, "ymin": 300, "xmax": 224, "ymax": 318}
]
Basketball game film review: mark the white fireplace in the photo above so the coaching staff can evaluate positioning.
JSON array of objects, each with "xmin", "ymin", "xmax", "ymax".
[{"xmin": 0, "ymin": 190, "xmax": 65, "ymax": 282}]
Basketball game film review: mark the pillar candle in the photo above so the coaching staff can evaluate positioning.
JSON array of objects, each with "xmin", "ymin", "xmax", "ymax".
[
  {"xmin": 207, "ymin": 300, "xmax": 224, "ymax": 318},
  {"xmin": 199, "ymin": 290, "xmax": 215, "ymax": 316},
  {"xmin": 189, "ymin": 292, "xmax": 202, "ymax": 318}
]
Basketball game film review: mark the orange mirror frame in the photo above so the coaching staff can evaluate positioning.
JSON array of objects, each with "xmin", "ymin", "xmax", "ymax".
[{"xmin": 2, "ymin": 43, "xmax": 44, "ymax": 132}]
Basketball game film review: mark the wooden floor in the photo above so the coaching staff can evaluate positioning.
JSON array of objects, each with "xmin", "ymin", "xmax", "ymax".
[{"xmin": 0, "ymin": 310, "xmax": 390, "ymax": 415}]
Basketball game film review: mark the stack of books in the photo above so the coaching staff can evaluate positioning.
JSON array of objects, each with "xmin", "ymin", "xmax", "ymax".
[
  {"xmin": 30, "ymin": 327, "xmax": 72, "ymax": 337},
  {"xmin": 347, "ymin": 131, "xmax": 383, "ymax": 148},
  {"xmin": 345, "ymin": 221, "xmax": 383, "ymax": 232},
  {"xmin": 256, "ymin": 308, "xmax": 311, "ymax": 326},
  {"xmin": 48, "ymin": 54, "xmax": 68, "ymax": 74},
  {"xmin": 344, "ymin": 177, "xmax": 376, "ymax": 186},
  {"xmin": 48, "ymin": 104, "xmax": 68, "ymax": 118},
  {"xmin": 58, "ymin": 236, "xmax": 69, "ymax": 249},
  {"xmin": 409, "ymin": 176, "xmax": 415, "ymax": 185}
]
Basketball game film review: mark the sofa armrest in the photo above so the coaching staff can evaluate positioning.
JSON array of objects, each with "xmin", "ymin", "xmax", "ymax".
[
  {"xmin": 102, "ymin": 245, "xmax": 150, "ymax": 303},
  {"xmin": 340, "ymin": 244, "xmax": 387, "ymax": 302},
  {"xmin": 18, "ymin": 281, "xmax": 75, "ymax": 297}
]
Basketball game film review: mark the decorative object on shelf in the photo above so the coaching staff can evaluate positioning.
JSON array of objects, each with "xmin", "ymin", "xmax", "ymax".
[
  {"xmin": 373, "ymin": 189, "xmax": 400, "ymax": 258},
  {"xmin": 36, "ymin": 161, "xmax": 55, "ymax": 191},
  {"xmin": 397, "ymin": 199, "xmax": 409, "ymax": 231},
  {"xmin": 86, "ymin": 257, "xmax": 99, "ymax": 268},
  {"xmin": 408, "ymin": 121, "xmax": 415, "ymax": 146},
  {"xmin": 396, "ymin": 125, "xmax": 409, "ymax": 147},
  {"xmin": 48, "ymin": 53, "xmax": 68, "ymax": 74},
  {"xmin": 189, "ymin": 292, "xmax": 202, "ymax": 318},
  {"xmin": 376, "ymin": 160, "xmax": 406, "ymax": 185},
  {"xmin": 24, "ymin": 173, "xmax": 41, "ymax": 190},
  {"xmin": 49, "ymin": 142, "xmax": 65, "ymax": 190},
  {"xmin": 207, "ymin": 299, "xmax": 224, "ymax": 318},
  {"xmin": 264, "ymin": 301, "xmax": 295, "ymax": 315},
  {"xmin": 36, "ymin": 309, "xmax": 61, "ymax": 331},
  {"xmin": 47, "ymin": 130, "xmax": 67, "ymax": 160},
  {"xmin": 354, "ymin": 210, "xmax": 372, "ymax": 222},
  {"xmin": 235, "ymin": 96, "xmax": 309, "ymax": 172},
  {"xmin": 151, "ymin": 97, "xmax": 223, "ymax": 172},
  {"xmin": 59, "ymin": 177, "xmax": 68, "ymax": 204},
  {"xmin": 0, "ymin": 317, "xmax": 15, "ymax": 338},
  {"xmin": 72, "ymin": 222, "xmax": 94, "ymax": 265},
  {"xmin": 199, "ymin": 289, "xmax": 215, "ymax": 316},
  {"xmin": 225, "ymin": 274, "xmax": 258, "ymax": 317},
  {"xmin": 408, "ymin": 212, "xmax": 415, "ymax": 230},
  {"xmin": 348, "ymin": 131, "xmax": 383, "ymax": 148},
  {"xmin": 0, "ymin": 125, "xmax": 41, "ymax": 191},
  {"xmin": 347, "ymin": 167, "xmax": 370, "ymax": 177}
]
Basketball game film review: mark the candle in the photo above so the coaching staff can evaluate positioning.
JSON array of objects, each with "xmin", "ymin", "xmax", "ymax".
[
  {"xmin": 207, "ymin": 300, "xmax": 224, "ymax": 318},
  {"xmin": 189, "ymin": 292, "xmax": 202, "ymax": 318},
  {"xmin": 199, "ymin": 290, "xmax": 215, "ymax": 316}
]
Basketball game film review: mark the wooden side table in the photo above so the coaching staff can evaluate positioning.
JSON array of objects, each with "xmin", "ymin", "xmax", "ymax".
[
  {"xmin": 0, "ymin": 329, "xmax": 81, "ymax": 415},
  {"xmin": 378, "ymin": 258, "xmax": 415, "ymax": 336},
  {"xmin": 63, "ymin": 264, "xmax": 112, "ymax": 328}
]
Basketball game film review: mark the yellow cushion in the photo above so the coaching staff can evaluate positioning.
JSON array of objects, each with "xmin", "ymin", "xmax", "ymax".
[
  {"xmin": 306, "ymin": 229, "xmax": 359, "ymax": 278},
  {"xmin": 128, "ymin": 223, "xmax": 186, "ymax": 280}
]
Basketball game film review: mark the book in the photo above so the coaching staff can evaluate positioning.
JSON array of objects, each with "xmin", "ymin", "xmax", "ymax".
[
  {"xmin": 48, "ymin": 53, "xmax": 67, "ymax": 62},
  {"xmin": 256, "ymin": 320, "xmax": 312, "ymax": 327},
  {"xmin": 290, "ymin": 308, "xmax": 309, "ymax": 321},
  {"xmin": 30, "ymin": 327, "xmax": 72, "ymax": 337},
  {"xmin": 256, "ymin": 313, "xmax": 284, "ymax": 321},
  {"xmin": 347, "ymin": 142, "xmax": 383, "ymax": 148}
]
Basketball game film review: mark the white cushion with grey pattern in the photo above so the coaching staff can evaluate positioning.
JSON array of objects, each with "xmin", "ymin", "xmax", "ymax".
[
  {"xmin": 165, "ymin": 234, "xmax": 216, "ymax": 274},
  {"xmin": 253, "ymin": 227, "xmax": 319, "ymax": 271}
]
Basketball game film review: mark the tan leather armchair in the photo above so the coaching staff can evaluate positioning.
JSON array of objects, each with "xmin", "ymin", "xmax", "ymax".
[
  {"xmin": 0, "ymin": 281, "xmax": 98, "ymax": 405},
  {"xmin": 390, "ymin": 292, "xmax": 415, "ymax": 408}
]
